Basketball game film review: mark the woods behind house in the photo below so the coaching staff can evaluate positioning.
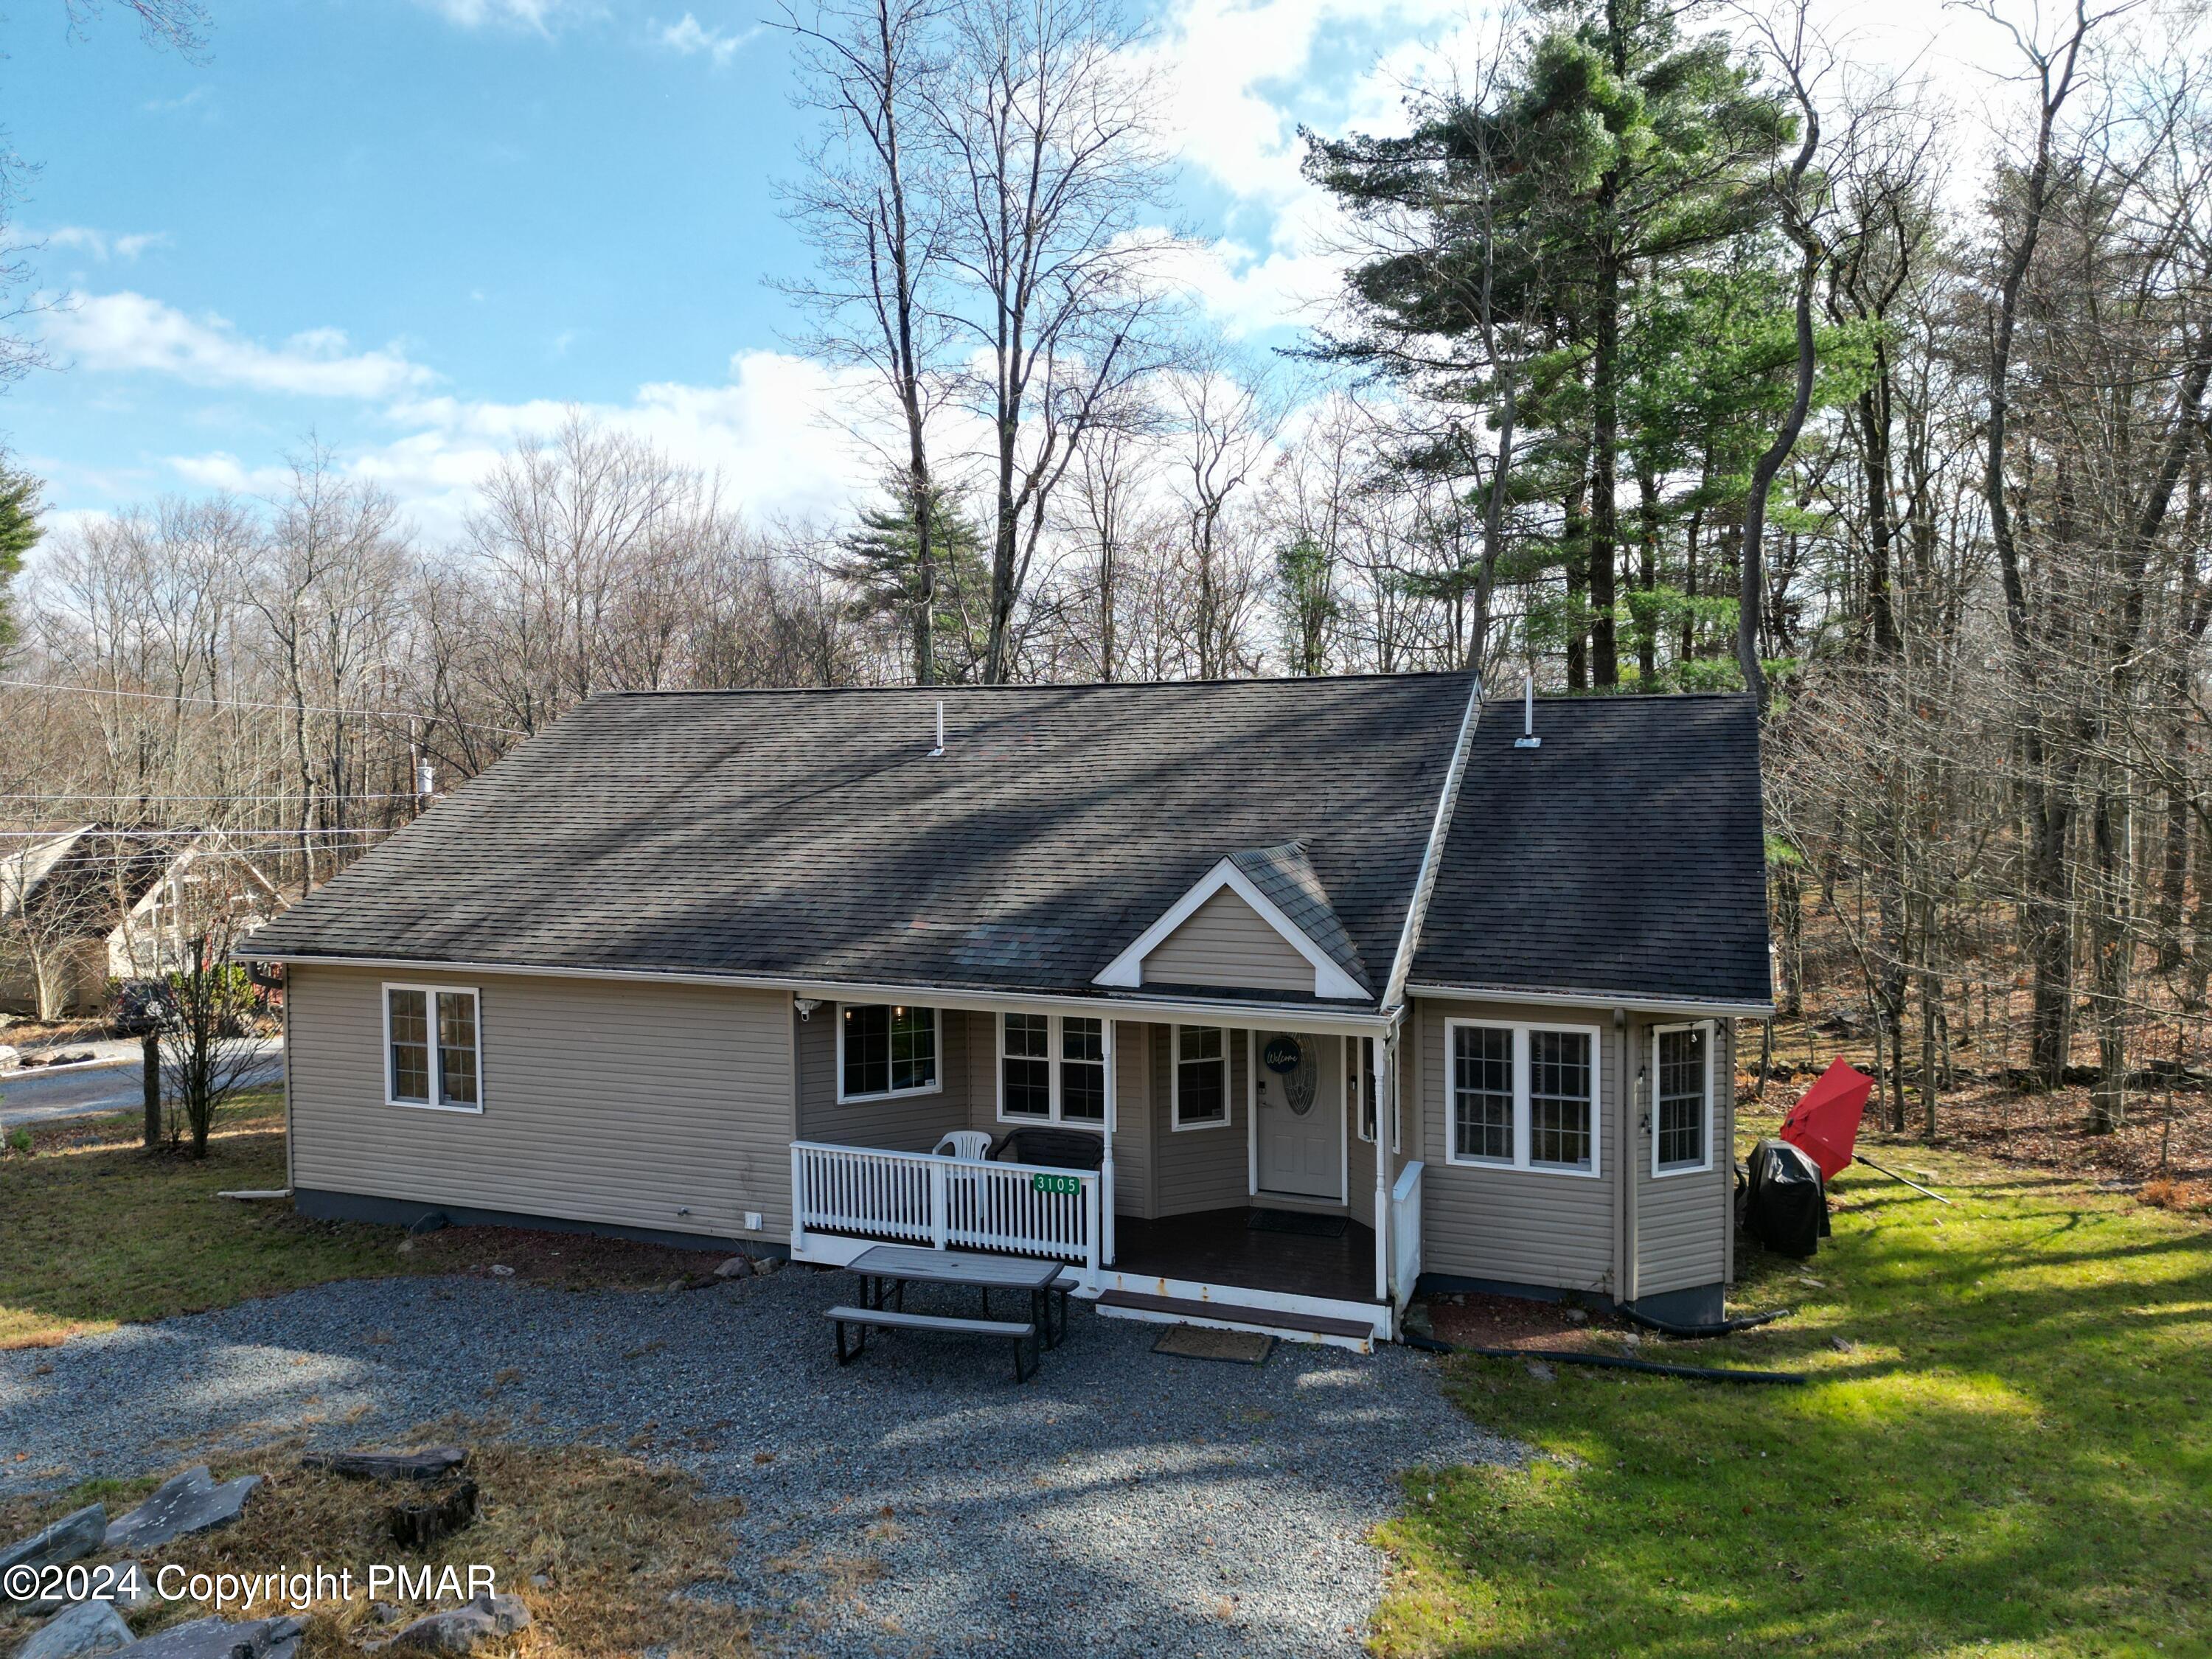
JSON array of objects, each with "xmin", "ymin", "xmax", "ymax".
[{"xmin": 6, "ymin": 0, "xmax": 2212, "ymax": 1150}]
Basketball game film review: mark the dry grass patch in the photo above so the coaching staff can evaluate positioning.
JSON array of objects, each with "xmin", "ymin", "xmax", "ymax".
[{"xmin": 1, "ymin": 1427, "xmax": 755, "ymax": 1659}]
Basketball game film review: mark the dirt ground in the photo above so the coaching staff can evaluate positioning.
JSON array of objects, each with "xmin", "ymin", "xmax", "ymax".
[
  {"xmin": 1759, "ymin": 895, "xmax": 2212, "ymax": 1200},
  {"xmin": 1744, "ymin": 1018, "xmax": 2212, "ymax": 1197},
  {"xmin": 397, "ymin": 1225, "xmax": 740, "ymax": 1293},
  {"xmin": 1419, "ymin": 1290, "xmax": 1632, "ymax": 1353}
]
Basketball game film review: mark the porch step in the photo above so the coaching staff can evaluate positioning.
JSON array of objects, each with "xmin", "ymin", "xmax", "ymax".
[{"xmin": 1095, "ymin": 1288, "xmax": 1377, "ymax": 1344}]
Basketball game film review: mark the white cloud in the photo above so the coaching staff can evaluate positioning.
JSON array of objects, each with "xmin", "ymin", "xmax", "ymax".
[
  {"xmin": 655, "ymin": 12, "xmax": 759, "ymax": 65},
  {"xmin": 156, "ymin": 350, "xmax": 887, "ymax": 543},
  {"xmin": 42, "ymin": 291, "xmax": 436, "ymax": 400},
  {"xmin": 1146, "ymin": 0, "xmax": 1459, "ymax": 211},
  {"xmin": 412, "ymin": 0, "xmax": 589, "ymax": 33},
  {"xmin": 36, "ymin": 228, "xmax": 170, "ymax": 263},
  {"xmin": 1163, "ymin": 235, "xmax": 1344, "ymax": 338},
  {"xmin": 142, "ymin": 86, "xmax": 213, "ymax": 116}
]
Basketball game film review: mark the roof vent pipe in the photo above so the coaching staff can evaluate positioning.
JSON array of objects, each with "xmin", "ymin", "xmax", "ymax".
[
  {"xmin": 1514, "ymin": 671, "xmax": 1541, "ymax": 749},
  {"xmin": 928, "ymin": 699, "xmax": 945, "ymax": 759}
]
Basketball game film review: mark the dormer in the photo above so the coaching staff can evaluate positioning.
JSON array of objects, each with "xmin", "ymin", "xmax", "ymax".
[{"xmin": 1093, "ymin": 841, "xmax": 1371, "ymax": 1001}]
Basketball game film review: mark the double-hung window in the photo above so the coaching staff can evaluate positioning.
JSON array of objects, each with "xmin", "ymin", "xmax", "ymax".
[
  {"xmin": 838, "ymin": 1004, "xmax": 939, "ymax": 1102},
  {"xmin": 997, "ymin": 1013, "xmax": 1108, "ymax": 1126},
  {"xmin": 1652, "ymin": 1021, "xmax": 1714, "ymax": 1175},
  {"xmin": 1446, "ymin": 1018, "xmax": 1601, "ymax": 1176},
  {"xmin": 386, "ymin": 984, "xmax": 482, "ymax": 1112},
  {"xmin": 1172, "ymin": 1024, "xmax": 1229, "ymax": 1129}
]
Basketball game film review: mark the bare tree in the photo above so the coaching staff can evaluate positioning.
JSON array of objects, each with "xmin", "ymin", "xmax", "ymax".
[
  {"xmin": 925, "ymin": 0, "xmax": 1180, "ymax": 681},
  {"xmin": 779, "ymin": 0, "xmax": 956, "ymax": 684}
]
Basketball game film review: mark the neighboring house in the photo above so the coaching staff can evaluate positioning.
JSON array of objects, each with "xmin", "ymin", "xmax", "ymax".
[
  {"xmin": 244, "ymin": 676, "xmax": 1770, "ymax": 1350},
  {"xmin": 0, "ymin": 825, "xmax": 284, "ymax": 1018}
]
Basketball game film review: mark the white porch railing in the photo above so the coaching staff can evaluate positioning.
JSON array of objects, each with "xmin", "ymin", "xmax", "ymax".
[
  {"xmin": 790, "ymin": 1140, "xmax": 1102, "ymax": 1276},
  {"xmin": 1388, "ymin": 1160, "xmax": 1424, "ymax": 1311}
]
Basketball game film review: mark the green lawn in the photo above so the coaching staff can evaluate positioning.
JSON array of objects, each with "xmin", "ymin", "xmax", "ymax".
[
  {"xmin": 1377, "ymin": 1147, "xmax": 2212, "ymax": 1658},
  {"xmin": 0, "ymin": 1090, "xmax": 414, "ymax": 1348}
]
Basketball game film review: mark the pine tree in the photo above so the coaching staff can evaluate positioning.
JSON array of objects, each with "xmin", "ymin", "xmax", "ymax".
[
  {"xmin": 832, "ymin": 490, "xmax": 991, "ymax": 683},
  {"xmin": 0, "ymin": 457, "xmax": 41, "ymax": 651},
  {"xmin": 1307, "ymin": 0, "xmax": 1792, "ymax": 686}
]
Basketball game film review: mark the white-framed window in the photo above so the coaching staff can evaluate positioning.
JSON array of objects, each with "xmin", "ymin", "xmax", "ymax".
[
  {"xmin": 383, "ymin": 984, "xmax": 483, "ymax": 1113},
  {"xmin": 997, "ymin": 1012, "xmax": 1109, "ymax": 1127},
  {"xmin": 1445, "ymin": 1018, "xmax": 1601, "ymax": 1177},
  {"xmin": 1652, "ymin": 1020, "xmax": 1715, "ymax": 1176},
  {"xmin": 1172, "ymin": 1023, "xmax": 1230, "ymax": 1130},
  {"xmin": 837, "ymin": 1004, "xmax": 940, "ymax": 1102}
]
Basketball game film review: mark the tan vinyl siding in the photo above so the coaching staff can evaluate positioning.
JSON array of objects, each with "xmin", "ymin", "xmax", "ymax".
[
  {"xmin": 1632, "ymin": 1015, "xmax": 1733, "ymax": 1297},
  {"xmin": 1142, "ymin": 889, "xmax": 1313, "ymax": 993},
  {"xmin": 1111, "ymin": 1022, "xmax": 1153, "ymax": 1218},
  {"xmin": 287, "ymin": 964, "xmax": 793, "ymax": 1242},
  {"xmin": 796, "ymin": 1000, "xmax": 971, "ymax": 1152},
  {"xmin": 1152, "ymin": 1020, "xmax": 1250, "ymax": 1215},
  {"xmin": 1416, "ymin": 995, "xmax": 1618, "ymax": 1295}
]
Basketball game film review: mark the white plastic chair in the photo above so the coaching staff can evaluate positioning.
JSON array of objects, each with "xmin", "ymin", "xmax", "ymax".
[{"xmin": 933, "ymin": 1130, "xmax": 993, "ymax": 1161}]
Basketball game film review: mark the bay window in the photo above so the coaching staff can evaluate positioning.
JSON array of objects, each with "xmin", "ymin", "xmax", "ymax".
[
  {"xmin": 1447, "ymin": 1018, "xmax": 1601, "ymax": 1176},
  {"xmin": 1652, "ymin": 1022, "xmax": 1714, "ymax": 1175}
]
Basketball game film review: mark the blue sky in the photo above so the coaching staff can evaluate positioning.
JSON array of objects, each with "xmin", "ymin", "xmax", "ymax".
[{"xmin": 6, "ymin": 0, "xmax": 1989, "ymax": 541}]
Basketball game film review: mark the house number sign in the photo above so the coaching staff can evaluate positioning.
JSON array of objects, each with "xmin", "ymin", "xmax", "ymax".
[{"xmin": 1031, "ymin": 1172, "xmax": 1083, "ymax": 1196}]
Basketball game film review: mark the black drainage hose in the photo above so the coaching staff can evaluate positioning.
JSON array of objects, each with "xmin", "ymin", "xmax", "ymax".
[
  {"xmin": 1403, "ymin": 1331, "xmax": 1805, "ymax": 1385},
  {"xmin": 1619, "ymin": 1305, "xmax": 1793, "ymax": 1340}
]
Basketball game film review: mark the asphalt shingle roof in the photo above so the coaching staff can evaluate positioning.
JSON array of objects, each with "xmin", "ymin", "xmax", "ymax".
[
  {"xmin": 248, "ymin": 678, "xmax": 1770, "ymax": 1009},
  {"xmin": 248, "ymin": 677, "xmax": 1470, "ymax": 1004},
  {"xmin": 1225, "ymin": 841, "xmax": 1369, "ymax": 992},
  {"xmin": 1413, "ymin": 692, "xmax": 1770, "ymax": 1006}
]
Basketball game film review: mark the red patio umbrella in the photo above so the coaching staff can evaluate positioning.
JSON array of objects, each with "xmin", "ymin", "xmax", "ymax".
[{"xmin": 1778, "ymin": 1057, "xmax": 1874, "ymax": 1181}]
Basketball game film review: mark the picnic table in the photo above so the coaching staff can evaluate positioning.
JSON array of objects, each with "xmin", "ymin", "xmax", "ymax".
[{"xmin": 847, "ymin": 1244, "xmax": 1074, "ymax": 1349}]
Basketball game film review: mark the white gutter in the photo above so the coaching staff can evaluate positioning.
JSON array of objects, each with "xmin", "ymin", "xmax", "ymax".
[
  {"xmin": 243, "ymin": 951, "xmax": 1398, "ymax": 1038},
  {"xmin": 1404, "ymin": 981, "xmax": 1776, "ymax": 1020}
]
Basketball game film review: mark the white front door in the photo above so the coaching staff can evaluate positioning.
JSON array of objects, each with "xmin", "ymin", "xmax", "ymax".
[{"xmin": 1253, "ymin": 1031, "xmax": 1343, "ymax": 1200}]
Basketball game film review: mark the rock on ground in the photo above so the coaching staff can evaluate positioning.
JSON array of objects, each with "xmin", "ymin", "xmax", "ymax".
[
  {"xmin": 116, "ymin": 1617, "xmax": 301, "ymax": 1659},
  {"xmin": 1, "ymin": 1506, "xmax": 105, "ymax": 1583},
  {"xmin": 386, "ymin": 1593, "xmax": 530, "ymax": 1654},
  {"xmin": 14, "ymin": 1601, "xmax": 131, "ymax": 1659},
  {"xmin": 102, "ymin": 1471, "xmax": 260, "ymax": 1553},
  {"xmin": 297, "ymin": 1447, "xmax": 465, "ymax": 1482}
]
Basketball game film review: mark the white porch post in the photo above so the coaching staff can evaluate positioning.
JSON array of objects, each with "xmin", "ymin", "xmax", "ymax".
[
  {"xmin": 790, "ymin": 1143, "xmax": 808, "ymax": 1259},
  {"xmin": 1084, "ymin": 1173, "xmax": 1102, "ymax": 1289},
  {"xmin": 1101, "ymin": 1026, "xmax": 1118, "ymax": 1267},
  {"xmin": 929, "ymin": 1157, "xmax": 949, "ymax": 1250},
  {"xmin": 1373, "ymin": 1029, "xmax": 1394, "ymax": 1309}
]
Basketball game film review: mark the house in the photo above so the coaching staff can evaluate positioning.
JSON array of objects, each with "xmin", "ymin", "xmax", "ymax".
[
  {"xmin": 0, "ymin": 826, "xmax": 283, "ymax": 1019},
  {"xmin": 243, "ymin": 675, "xmax": 1770, "ymax": 1350}
]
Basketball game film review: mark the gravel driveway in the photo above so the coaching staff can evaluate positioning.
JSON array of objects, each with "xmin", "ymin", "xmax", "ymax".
[{"xmin": 0, "ymin": 1267, "xmax": 1515, "ymax": 1658}]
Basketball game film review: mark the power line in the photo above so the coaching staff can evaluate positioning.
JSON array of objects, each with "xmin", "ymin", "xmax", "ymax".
[
  {"xmin": 0, "ymin": 678, "xmax": 529, "ymax": 737},
  {"xmin": 0, "ymin": 792, "xmax": 423, "ymax": 803},
  {"xmin": 0, "ymin": 827, "xmax": 400, "ymax": 841}
]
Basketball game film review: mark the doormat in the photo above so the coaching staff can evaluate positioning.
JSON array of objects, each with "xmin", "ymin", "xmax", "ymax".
[
  {"xmin": 1152, "ymin": 1324, "xmax": 1274, "ymax": 1365},
  {"xmin": 1247, "ymin": 1208, "xmax": 1348, "ymax": 1239}
]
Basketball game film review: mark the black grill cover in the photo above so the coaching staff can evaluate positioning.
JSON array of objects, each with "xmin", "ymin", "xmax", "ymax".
[{"xmin": 1743, "ymin": 1137, "xmax": 1827, "ymax": 1258}]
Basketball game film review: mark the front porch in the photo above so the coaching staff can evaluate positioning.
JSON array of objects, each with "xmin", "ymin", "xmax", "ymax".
[
  {"xmin": 785, "ymin": 1004, "xmax": 1418, "ymax": 1351},
  {"xmin": 787, "ymin": 1138, "xmax": 1409, "ymax": 1352},
  {"xmin": 1113, "ymin": 1207, "xmax": 1377, "ymax": 1303}
]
